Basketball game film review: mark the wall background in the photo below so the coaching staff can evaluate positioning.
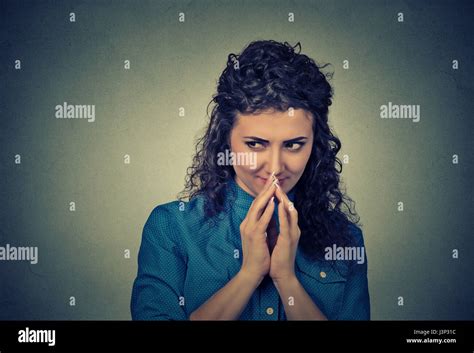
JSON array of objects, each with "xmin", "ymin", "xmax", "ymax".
[{"xmin": 1, "ymin": 0, "xmax": 473, "ymax": 319}]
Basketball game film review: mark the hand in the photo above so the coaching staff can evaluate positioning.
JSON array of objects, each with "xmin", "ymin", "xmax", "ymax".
[
  {"xmin": 239, "ymin": 176, "xmax": 277, "ymax": 284},
  {"xmin": 269, "ymin": 182, "xmax": 301, "ymax": 284}
]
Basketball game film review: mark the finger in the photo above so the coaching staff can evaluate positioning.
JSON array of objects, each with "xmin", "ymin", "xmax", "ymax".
[
  {"xmin": 273, "ymin": 183, "xmax": 290, "ymax": 213},
  {"xmin": 257, "ymin": 196, "xmax": 275, "ymax": 233},
  {"xmin": 274, "ymin": 184, "xmax": 298, "ymax": 235},
  {"xmin": 240, "ymin": 216, "xmax": 247, "ymax": 231},
  {"xmin": 273, "ymin": 181, "xmax": 289, "ymax": 203},
  {"xmin": 258, "ymin": 171, "xmax": 276, "ymax": 196},
  {"xmin": 287, "ymin": 200, "xmax": 299, "ymax": 239},
  {"xmin": 277, "ymin": 197, "xmax": 290, "ymax": 236},
  {"xmin": 248, "ymin": 179, "xmax": 277, "ymax": 223}
]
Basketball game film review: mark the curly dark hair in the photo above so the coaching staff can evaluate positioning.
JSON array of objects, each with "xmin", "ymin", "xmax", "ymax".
[{"xmin": 178, "ymin": 39, "xmax": 362, "ymax": 261}]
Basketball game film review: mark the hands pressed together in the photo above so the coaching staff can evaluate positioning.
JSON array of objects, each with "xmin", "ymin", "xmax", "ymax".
[
  {"xmin": 239, "ymin": 173, "xmax": 301, "ymax": 286},
  {"xmin": 189, "ymin": 175, "xmax": 327, "ymax": 320}
]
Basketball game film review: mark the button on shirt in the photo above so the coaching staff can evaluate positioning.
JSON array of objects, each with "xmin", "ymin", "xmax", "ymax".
[{"xmin": 130, "ymin": 178, "xmax": 370, "ymax": 320}]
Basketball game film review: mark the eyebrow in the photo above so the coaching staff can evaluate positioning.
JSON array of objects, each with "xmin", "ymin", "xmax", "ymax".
[{"xmin": 243, "ymin": 136, "xmax": 308, "ymax": 143}]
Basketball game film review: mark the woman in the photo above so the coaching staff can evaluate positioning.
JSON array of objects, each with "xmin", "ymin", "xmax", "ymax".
[{"xmin": 131, "ymin": 40, "xmax": 370, "ymax": 320}]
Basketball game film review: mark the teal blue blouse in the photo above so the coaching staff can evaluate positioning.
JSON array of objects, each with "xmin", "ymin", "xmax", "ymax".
[{"xmin": 131, "ymin": 178, "xmax": 370, "ymax": 320}]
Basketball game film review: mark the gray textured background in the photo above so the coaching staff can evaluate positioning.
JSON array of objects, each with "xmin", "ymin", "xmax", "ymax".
[{"xmin": 0, "ymin": 0, "xmax": 473, "ymax": 319}]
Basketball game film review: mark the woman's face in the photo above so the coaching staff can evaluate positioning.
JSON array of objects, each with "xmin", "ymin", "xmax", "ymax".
[{"xmin": 229, "ymin": 108, "xmax": 314, "ymax": 197}]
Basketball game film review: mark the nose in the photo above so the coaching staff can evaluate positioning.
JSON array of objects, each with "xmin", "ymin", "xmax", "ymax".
[{"xmin": 265, "ymin": 147, "xmax": 284, "ymax": 177}]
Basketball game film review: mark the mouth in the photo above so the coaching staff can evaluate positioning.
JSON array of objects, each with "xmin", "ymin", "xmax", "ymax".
[{"xmin": 256, "ymin": 176, "xmax": 289, "ymax": 186}]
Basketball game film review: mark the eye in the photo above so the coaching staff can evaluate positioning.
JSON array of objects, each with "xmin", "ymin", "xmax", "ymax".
[
  {"xmin": 245, "ymin": 141, "xmax": 265, "ymax": 150},
  {"xmin": 285, "ymin": 142, "xmax": 305, "ymax": 151}
]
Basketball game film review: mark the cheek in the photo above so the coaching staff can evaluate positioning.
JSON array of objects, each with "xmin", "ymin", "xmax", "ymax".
[
  {"xmin": 232, "ymin": 158, "xmax": 261, "ymax": 182},
  {"xmin": 287, "ymin": 151, "xmax": 312, "ymax": 173},
  {"xmin": 230, "ymin": 138, "xmax": 243, "ymax": 153},
  {"xmin": 230, "ymin": 137, "xmax": 260, "ymax": 174}
]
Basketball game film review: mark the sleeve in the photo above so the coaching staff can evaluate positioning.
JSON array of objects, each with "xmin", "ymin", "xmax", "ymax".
[
  {"xmin": 337, "ymin": 224, "xmax": 371, "ymax": 320},
  {"xmin": 130, "ymin": 206, "xmax": 188, "ymax": 320}
]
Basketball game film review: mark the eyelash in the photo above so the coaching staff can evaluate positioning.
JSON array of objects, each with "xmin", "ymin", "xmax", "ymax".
[{"xmin": 245, "ymin": 141, "xmax": 305, "ymax": 151}]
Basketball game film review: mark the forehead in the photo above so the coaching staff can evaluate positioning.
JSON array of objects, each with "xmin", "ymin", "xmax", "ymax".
[{"xmin": 233, "ymin": 109, "xmax": 313, "ymax": 138}]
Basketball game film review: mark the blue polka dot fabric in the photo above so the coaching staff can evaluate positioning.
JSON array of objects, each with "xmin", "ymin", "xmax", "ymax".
[{"xmin": 131, "ymin": 178, "xmax": 370, "ymax": 320}]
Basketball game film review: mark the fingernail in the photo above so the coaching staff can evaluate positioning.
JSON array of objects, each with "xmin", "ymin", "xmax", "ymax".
[{"xmin": 267, "ymin": 196, "xmax": 275, "ymax": 207}]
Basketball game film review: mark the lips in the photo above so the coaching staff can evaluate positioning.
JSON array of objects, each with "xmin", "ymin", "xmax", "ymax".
[{"xmin": 257, "ymin": 176, "xmax": 288, "ymax": 185}]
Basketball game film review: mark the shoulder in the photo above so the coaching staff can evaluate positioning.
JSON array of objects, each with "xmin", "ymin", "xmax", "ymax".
[
  {"xmin": 346, "ymin": 222, "xmax": 365, "ymax": 247},
  {"xmin": 144, "ymin": 200, "xmax": 179, "ymax": 229},
  {"xmin": 144, "ymin": 195, "xmax": 207, "ymax": 232}
]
